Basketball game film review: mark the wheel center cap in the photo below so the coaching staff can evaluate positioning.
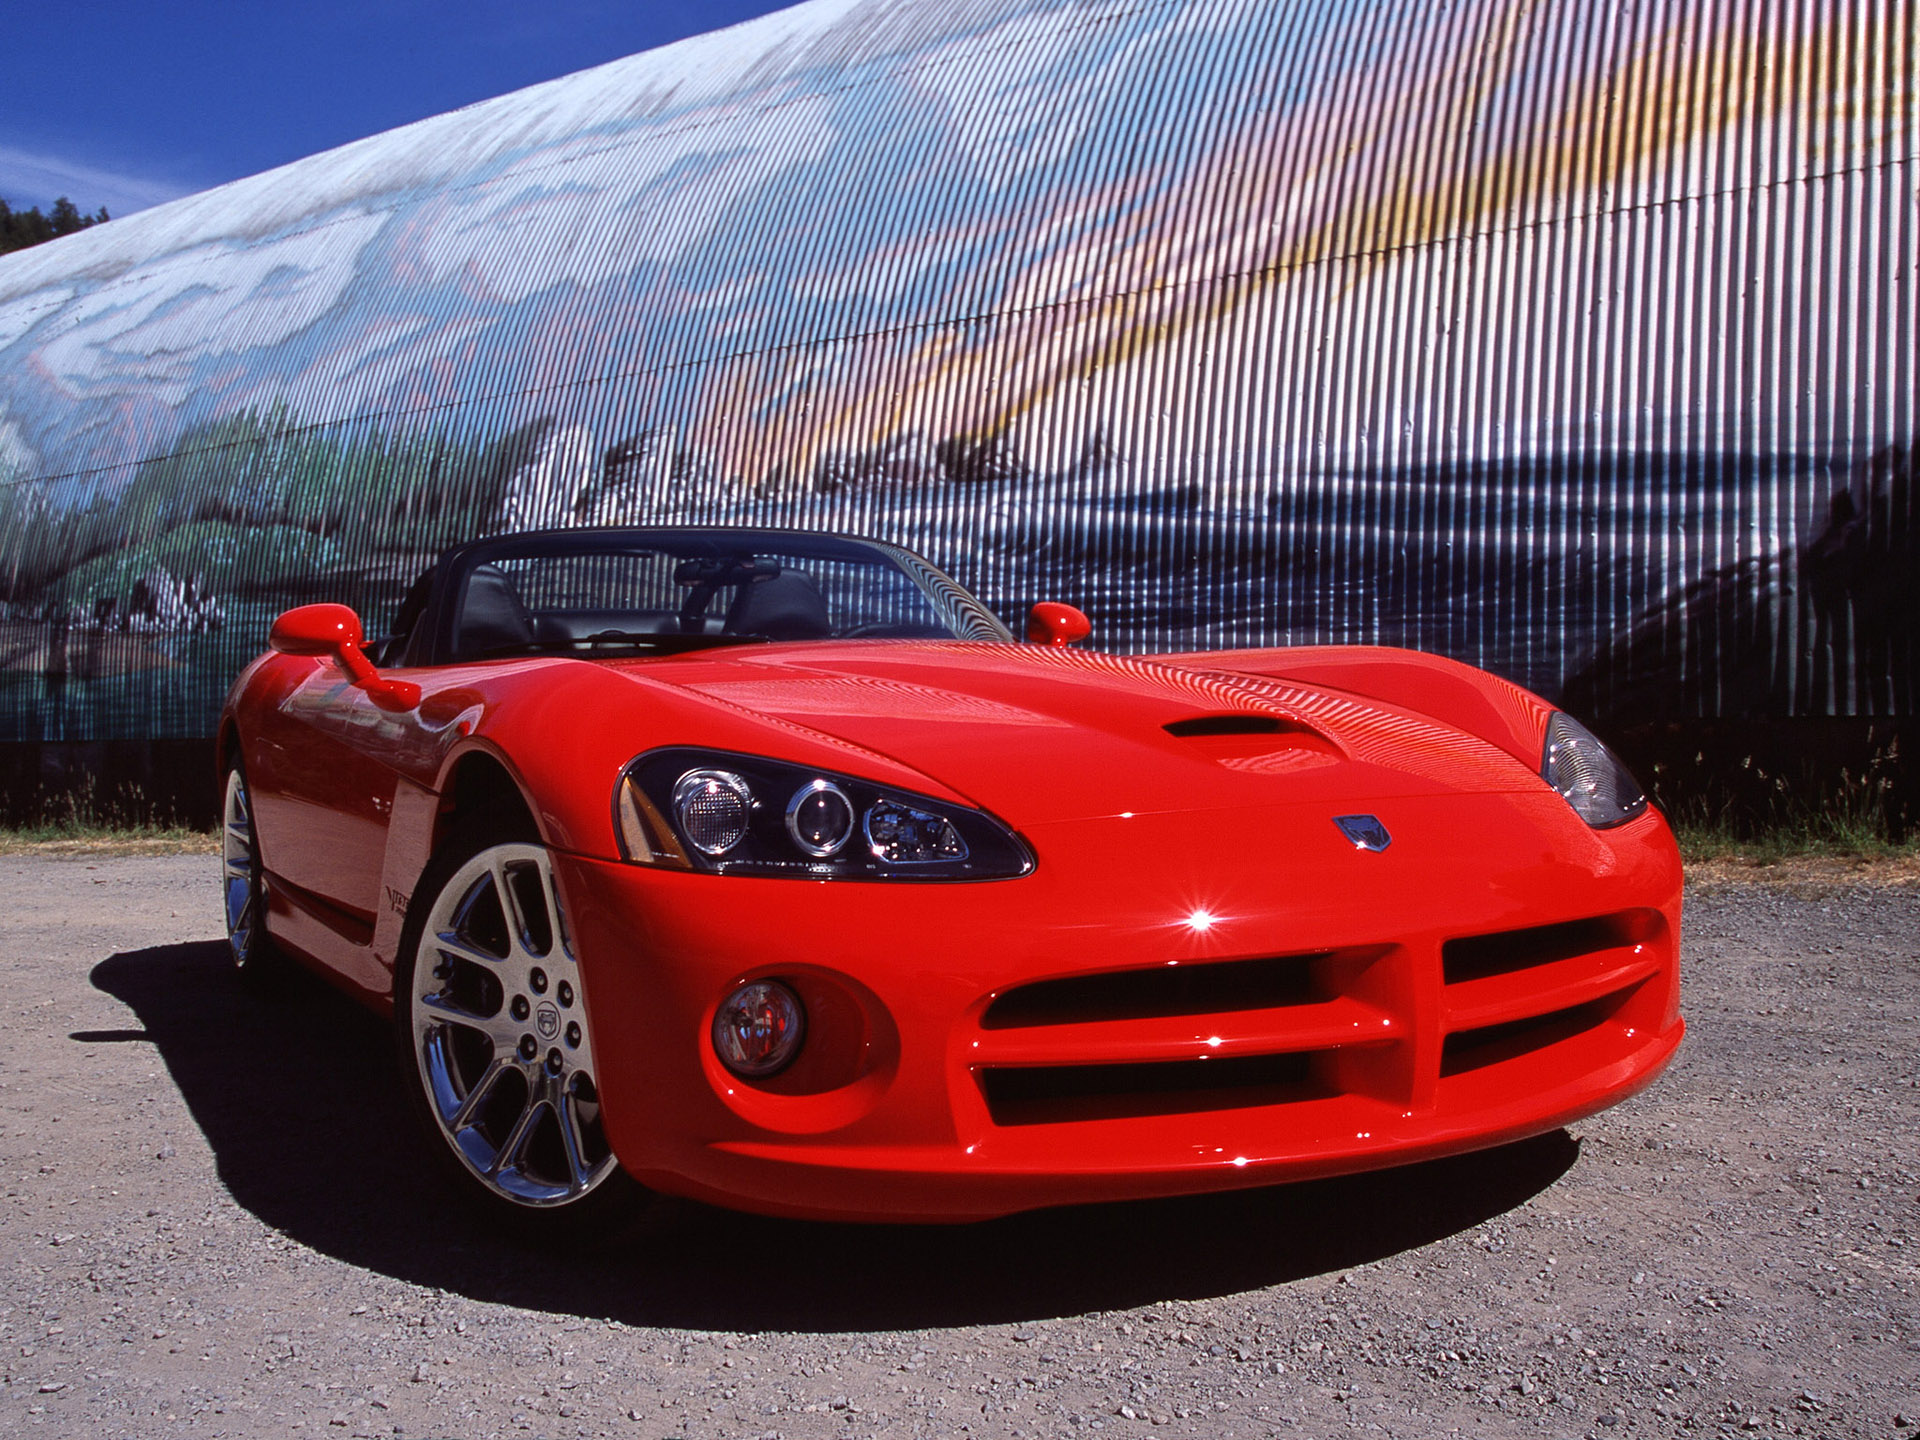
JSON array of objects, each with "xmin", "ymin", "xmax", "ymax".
[{"xmin": 534, "ymin": 1001, "xmax": 562, "ymax": 1040}]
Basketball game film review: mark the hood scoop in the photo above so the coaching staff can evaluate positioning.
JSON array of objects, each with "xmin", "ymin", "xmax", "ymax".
[
  {"xmin": 1164, "ymin": 714, "xmax": 1288, "ymax": 738},
  {"xmin": 1163, "ymin": 711, "xmax": 1345, "ymax": 767}
]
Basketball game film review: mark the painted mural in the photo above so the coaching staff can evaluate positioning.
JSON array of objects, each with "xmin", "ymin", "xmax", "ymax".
[{"xmin": 0, "ymin": 0, "xmax": 1911, "ymax": 743}]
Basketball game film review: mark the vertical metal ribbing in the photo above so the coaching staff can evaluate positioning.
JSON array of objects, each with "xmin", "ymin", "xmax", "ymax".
[{"xmin": 0, "ymin": 0, "xmax": 1911, "ymax": 745}]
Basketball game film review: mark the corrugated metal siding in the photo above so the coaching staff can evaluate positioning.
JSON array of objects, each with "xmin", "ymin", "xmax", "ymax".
[{"xmin": 0, "ymin": 0, "xmax": 1911, "ymax": 741}]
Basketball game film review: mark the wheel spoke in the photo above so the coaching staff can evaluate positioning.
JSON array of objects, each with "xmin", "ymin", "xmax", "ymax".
[
  {"xmin": 487, "ymin": 1093, "xmax": 546, "ymax": 1179},
  {"xmin": 225, "ymin": 876, "xmax": 253, "ymax": 932},
  {"xmin": 537, "ymin": 861, "xmax": 569, "ymax": 958},
  {"xmin": 554, "ymin": 1084, "xmax": 596, "ymax": 1195},
  {"xmin": 432, "ymin": 929, "xmax": 508, "ymax": 973},
  {"xmin": 490, "ymin": 854, "xmax": 537, "ymax": 960},
  {"xmin": 416, "ymin": 988, "xmax": 511, "ymax": 1046},
  {"xmin": 449, "ymin": 1055, "xmax": 515, "ymax": 1132}
]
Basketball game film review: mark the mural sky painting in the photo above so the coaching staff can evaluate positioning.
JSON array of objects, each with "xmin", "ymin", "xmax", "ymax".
[{"xmin": 0, "ymin": 0, "xmax": 1912, "ymax": 743}]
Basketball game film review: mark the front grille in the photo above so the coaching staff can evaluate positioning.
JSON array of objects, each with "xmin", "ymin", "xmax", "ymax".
[
  {"xmin": 982, "ymin": 953, "xmax": 1321, "ymax": 1029},
  {"xmin": 965, "ymin": 910, "xmax": 1669, "ymax": 1129},
  {"xmin": 980, "ymin": 1052, "xmax": 1320, "ymax": 1126},
  {"xmin": 1442, "ymin": 911, "xmax": 1657, "ymax": 985},
  {"xmin": 1439, "ymin": 995, "xmax": 1625, "ymax": 1077}
]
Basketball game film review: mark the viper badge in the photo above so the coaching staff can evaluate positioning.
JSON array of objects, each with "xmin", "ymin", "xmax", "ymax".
[{"xmin": 1333, "ymin": 814, "xmax": 1392, "ymax": 852}]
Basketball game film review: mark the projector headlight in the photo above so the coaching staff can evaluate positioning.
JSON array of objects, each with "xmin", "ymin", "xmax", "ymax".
[
  {"xmin": 616, "ymin": 747, "xmax": 1034, "ymax": 880},
  {"xmin": 1541, "ymin": 712, "xmax": 1649, "ymax": 828}
]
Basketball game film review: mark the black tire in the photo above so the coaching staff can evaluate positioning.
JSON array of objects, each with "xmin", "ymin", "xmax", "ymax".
[
  {"xmin": 392, "ymin": 822, "xmax": 645, "ymax": 1241},
  {"xmin": 220, "ymin": 762, "xmax": 284, "ymax": 987}
]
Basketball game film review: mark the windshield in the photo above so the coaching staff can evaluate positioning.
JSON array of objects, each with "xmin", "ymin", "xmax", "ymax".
[{"xmin": 429, "ymin": 528, "xmax": 1011, "ymax": 662}]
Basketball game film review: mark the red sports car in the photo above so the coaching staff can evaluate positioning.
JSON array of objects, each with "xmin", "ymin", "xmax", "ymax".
[{"xmin": 219, "ymin": 526, "xmax": 1682, "ymax": 1234}]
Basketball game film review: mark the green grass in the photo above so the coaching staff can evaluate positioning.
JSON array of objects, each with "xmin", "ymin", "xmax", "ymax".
[{"xmin": 1672, "ymin": 818, "xmax": 1917, "ymax": 865}]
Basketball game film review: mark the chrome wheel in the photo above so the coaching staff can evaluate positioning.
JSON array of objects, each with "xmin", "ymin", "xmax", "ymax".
[
  {"xmin": 221, "ymin": 766, "xmax": 265, "ymax": 971},
  {"xmin": 406, "ymin": 842, "xmax": 618, "ymax": 1209}
]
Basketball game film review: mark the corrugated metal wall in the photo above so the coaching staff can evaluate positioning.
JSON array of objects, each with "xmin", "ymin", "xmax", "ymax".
[{"xmin": 0, "ymin": 0, "xmax": 1911, "ymax": 742}]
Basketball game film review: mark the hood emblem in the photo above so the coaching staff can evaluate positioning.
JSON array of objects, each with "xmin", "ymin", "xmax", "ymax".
[{"xmin": 1333, "ymin": 814, "xmax": 1392, "ymax": 852}]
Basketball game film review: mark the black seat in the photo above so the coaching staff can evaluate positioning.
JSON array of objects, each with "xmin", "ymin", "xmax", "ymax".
[
  {"xmin": 725, "ymin": 571, "xmax": 831, "ymax": 640},
  {"xmin": 456, "ymin": 565, "xmax": 535, "ymax": 658}
]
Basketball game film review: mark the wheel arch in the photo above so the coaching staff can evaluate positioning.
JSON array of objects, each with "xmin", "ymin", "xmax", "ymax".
[
  {"xmin": 215, "ymin": 716, "xmax": 243, "ymax": 781},
  {"xmin": 432, "ymin": 745, "xmax": 542, "ymax": 853}
]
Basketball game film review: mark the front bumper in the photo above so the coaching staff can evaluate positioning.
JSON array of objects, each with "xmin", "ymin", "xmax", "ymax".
[{"xmin": 555, "ymin": 790, "xmax": 1683, "ymax": 1222}]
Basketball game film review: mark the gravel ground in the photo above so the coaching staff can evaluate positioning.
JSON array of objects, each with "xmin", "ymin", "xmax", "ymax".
[{"xmin": 0, "ymin": 854, "xmax": 1914, "ymax": 1440}]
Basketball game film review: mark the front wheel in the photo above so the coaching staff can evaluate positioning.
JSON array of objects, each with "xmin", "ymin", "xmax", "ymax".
[{"xmin": 394, "ymin": 835, "xmax": 641, "ymax": 1237}]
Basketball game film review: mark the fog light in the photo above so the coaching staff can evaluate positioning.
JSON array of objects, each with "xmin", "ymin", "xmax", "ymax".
[{"xmin": 712, "ymin": 980, "xmax": 806, "ymax": 1077}]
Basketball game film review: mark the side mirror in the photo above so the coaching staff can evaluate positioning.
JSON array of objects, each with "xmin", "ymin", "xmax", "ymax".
[
  {"xmin": 270, "ymin": 603, "xmax": 364, "ymax": 657},
  {"xmin": 269, "ymin": 603, "xmax": 420, "ymax": 713},
  {"xmin": 1026, "ymin": 602, "xmax": 1092, "ymax": 647}
]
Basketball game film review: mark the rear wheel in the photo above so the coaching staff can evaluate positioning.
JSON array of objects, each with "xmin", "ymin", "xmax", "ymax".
[
  {"xmin": 395, "ymin": 832, "xmax": 641, "ymax": 1237},
  {"xmin": 221, "ymin": 764, "xmax": 281, "ymax": 984}
]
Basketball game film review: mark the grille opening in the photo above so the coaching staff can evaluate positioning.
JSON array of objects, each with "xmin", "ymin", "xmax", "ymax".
[
  {"xmin": 1442, "ymin": 912, "xmax": 1651, "ymax": 986},
  {"xmin": 981, "ymin": 953, "xmax": 1323, "ymax": 1029},
  {"xmin": 981, "ymin": 1051, "xmax": 1322, "ymax": 1126},
  {"xmin": 1439, "ymin": 995, "xmax": 1623, "ymax": 1077},
  {"xmin": 1164, "ymin": 714, "xmax": 1287, "ymax": 737}
]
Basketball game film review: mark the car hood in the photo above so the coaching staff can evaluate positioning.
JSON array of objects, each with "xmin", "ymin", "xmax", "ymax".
[{"xmin": 602, "ymin": 642, "xmax": 1549, "ymax": 826}]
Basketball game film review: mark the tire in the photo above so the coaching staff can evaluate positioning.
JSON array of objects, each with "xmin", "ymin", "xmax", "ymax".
[
  {"xmin": 221, "ymin": 763, "xmax": 283, "ymax": 986},
  {"xmin": 393, "ymin": 828, "xmax": 643, "ymax": 1239}
]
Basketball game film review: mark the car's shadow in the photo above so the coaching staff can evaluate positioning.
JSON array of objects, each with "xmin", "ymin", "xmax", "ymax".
[{"xmin": 90, "ymin": 941, "xmax": 1576, "ymax": 1331}]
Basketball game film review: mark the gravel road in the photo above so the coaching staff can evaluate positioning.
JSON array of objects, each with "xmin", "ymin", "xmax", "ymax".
[{"xmin": 0, "ymin": 854, "xmax": 1914, "ymax": 1439}]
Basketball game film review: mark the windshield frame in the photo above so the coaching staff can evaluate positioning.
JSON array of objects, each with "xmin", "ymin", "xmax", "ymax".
[{"xmin": 402, "ymin": 526, "xmax": 1013, "ymax": 667}]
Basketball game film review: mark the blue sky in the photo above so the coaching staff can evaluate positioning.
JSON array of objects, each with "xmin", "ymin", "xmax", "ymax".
[{"xmin": 0, "ymin": 0, "xmax": 796, "ymax": 218}]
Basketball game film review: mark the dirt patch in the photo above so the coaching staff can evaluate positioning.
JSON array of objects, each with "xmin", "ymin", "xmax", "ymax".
[{"xmin": 0, "ymin": 856, "xmax": 1913, "ymax": 1438}]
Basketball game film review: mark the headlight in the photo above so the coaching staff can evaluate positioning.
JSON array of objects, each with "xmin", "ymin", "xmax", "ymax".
[
  {"xmin": 616, "ymin": 747, "xmax": 1034, "ymax": 880},
  {"xmin": 673, "ymin": 769, "xmax": 753, "ymax": 854},
  {"xmin": 1542, "ymin": 712, "xmax": 1649, "ymax": 828}
]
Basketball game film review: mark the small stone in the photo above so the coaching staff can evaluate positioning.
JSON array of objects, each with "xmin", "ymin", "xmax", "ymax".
[
  {"xmin": 156, "ymin": 1145, "xmax": 175, "ymax": 1160},
  {"xmin": 1118, "ymin": 1405, "xmax": 1137, "ymax": 1420},
  {"xmin": 1013, "ymin": 1328, "xmax": 1035, "ymax": 1342},
  {"xmin": 37, "ymin": 1382, "xmax": 66, "ymax": 1394}
]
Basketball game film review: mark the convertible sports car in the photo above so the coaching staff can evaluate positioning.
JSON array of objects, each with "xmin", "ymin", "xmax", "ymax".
[{"xmin": 220, "ymin": 525, "xmax": 1681, "ymax": 1232}]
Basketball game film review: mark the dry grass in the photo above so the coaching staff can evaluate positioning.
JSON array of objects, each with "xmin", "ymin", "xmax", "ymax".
[
  {"xmin": 0, "ymin": 827, "xmax": 218, "ymax": 858},
  {"xmin": 1683, "ymin": 849, "xmax": 1920, "ymax": 891}
]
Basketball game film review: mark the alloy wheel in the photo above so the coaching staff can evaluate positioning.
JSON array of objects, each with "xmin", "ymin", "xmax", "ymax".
[
  {"xmin": 221, "ymin": 767, "xmax": 263, "ymax": 970},
  {"xmin": 407, "ymin": 843, "xmax": 617, "ymax": 1208}
]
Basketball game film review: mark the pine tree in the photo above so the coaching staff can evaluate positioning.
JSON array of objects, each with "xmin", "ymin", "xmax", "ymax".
[{"xmin": 0, "ymin": 194, "xmax": 110, "ymax": 255}]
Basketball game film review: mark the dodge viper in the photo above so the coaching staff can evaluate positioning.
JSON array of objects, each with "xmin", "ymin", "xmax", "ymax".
[{"xmin": 219, "ymin": 525, "xmax": 1682, "ymax": 1232}]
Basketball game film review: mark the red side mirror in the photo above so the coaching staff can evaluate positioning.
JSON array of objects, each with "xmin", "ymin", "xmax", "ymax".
[
  {"xmin": 268, "ymin": 603, "xmax": 419, "ymax": 712},
  {"xmin": 1026, "ymin": 602, "xmax": 1092, "ymax": 647},
  {"xmin": 269, "ymin": 603, "xmax": 364, "ymax": 657}
]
